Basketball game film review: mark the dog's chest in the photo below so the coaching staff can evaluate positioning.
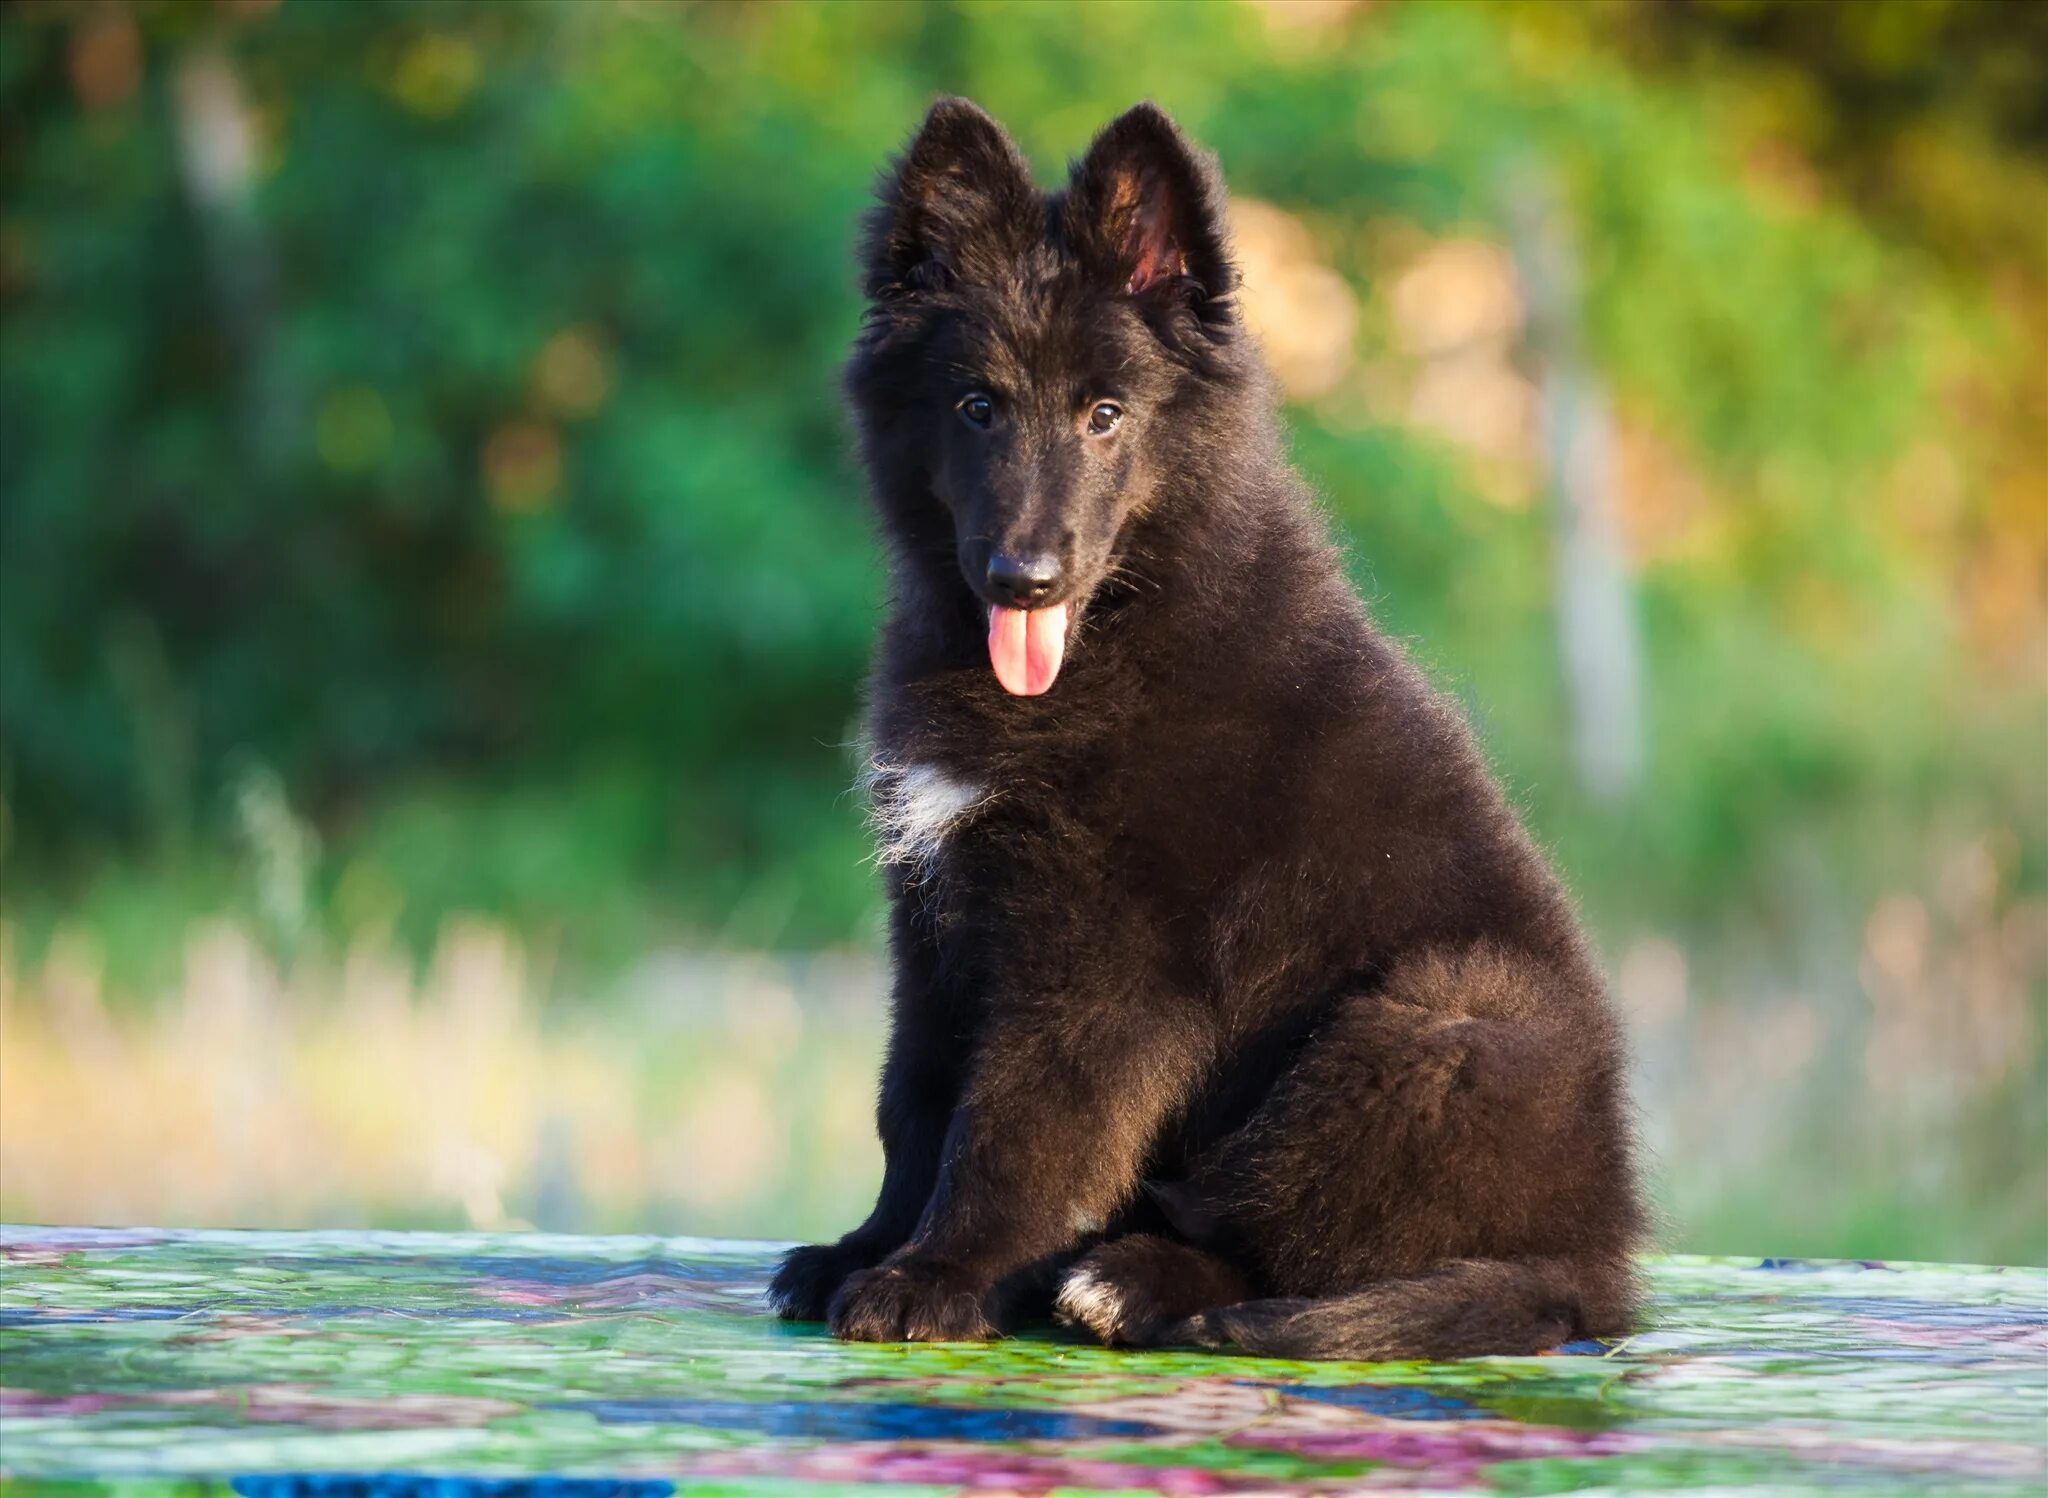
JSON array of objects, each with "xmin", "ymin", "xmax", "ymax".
[{"xmin": 864, "ymin": 758, "xmax": 992, "ymax": 883}]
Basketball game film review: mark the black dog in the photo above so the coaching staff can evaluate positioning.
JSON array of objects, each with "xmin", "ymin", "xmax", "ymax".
[{"xmin": 768, "ymin": 99, "xmax": 1644, "ymax": 1359}]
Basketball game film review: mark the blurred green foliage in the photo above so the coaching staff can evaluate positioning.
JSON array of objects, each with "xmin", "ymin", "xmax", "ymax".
[{"xmin": 0, "ymin": 1, "xmax": 2042, "ymax": 1258}]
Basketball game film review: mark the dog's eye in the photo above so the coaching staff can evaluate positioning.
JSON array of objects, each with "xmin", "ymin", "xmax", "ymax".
[
  {"xmin": 1086, "ymin": 401, "xmax": 1123, "ymax": 437},
  {"xmin": 958, "ymin": 393, "xmax": 994, "ymax": 428}
]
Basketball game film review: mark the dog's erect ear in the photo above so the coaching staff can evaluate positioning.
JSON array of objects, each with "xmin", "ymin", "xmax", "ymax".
[
  {"xmin": 864, "ymin": 98, "xmax": 1039, "ymax": 301},
  {"xmin": 1066, "ymin": 103, "xmax": 1236, "ymax": 312}
]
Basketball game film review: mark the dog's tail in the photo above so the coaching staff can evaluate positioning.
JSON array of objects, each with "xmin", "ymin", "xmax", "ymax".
[{"xmin": 1161, "ymin": 1256, "xmax": 1633, "ymax": 1361}]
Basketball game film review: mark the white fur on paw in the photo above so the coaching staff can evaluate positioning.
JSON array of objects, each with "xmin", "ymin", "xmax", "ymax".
[{"xmin": 1055, "ymin": 1264, "xmax": 1128, "ymax": 1341}]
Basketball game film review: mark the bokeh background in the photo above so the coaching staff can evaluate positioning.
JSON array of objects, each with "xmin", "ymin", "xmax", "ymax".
[{"xmin": 1, "ymin": 0, "xmax": 2043, "ymax": 1266}]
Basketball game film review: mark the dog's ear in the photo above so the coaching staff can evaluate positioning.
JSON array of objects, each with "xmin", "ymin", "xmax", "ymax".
[
  {"xmin": 864, "ymin": 98, "xmax": 1039, "ymax": 301},
  {"xmin": 1066, "ymin": 103, "xmax": 1236, "ymax": 315}
]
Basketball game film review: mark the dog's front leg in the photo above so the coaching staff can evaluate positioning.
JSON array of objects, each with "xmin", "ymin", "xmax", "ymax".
[
  {"xmin": 828, "ymin": 997, "xmax": 1213, "ymax": 1342},
  {"xmin": 769, "ymin": 905, "xmax": 969, "ymax": 1320}
]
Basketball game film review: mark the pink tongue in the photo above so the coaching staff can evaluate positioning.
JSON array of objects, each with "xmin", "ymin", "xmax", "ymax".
[{"xmin": 987, "ymin": 603, "xmax": 1069, "ymax": 696}]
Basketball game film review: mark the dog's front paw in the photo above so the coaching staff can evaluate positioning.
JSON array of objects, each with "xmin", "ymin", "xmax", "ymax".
[
  {"xmin": 768, "ymin": 1239, "xmax": 881, "ymax": 1321},
  {"xmin": 827, "ymin": 1257, "xmax": 995, "ymax": 1343}
]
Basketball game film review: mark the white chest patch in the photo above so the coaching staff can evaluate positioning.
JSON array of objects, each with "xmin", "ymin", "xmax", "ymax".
[{"xmin": 864, "ymin": 759, "xmax": 988, "ymax": 877}]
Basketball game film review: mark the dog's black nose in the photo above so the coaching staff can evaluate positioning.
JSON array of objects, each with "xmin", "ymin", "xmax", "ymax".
[{"xmin": 986, "ymin": 552, "xmax": 1062, "ymax": 607}]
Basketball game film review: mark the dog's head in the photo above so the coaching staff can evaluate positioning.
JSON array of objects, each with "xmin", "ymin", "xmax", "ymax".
[{"xmin": 847, "ymin": 100, "xmax": 1244, "ymax": 695}]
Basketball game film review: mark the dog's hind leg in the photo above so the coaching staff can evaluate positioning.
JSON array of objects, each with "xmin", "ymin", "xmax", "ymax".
[
  {"xmin": 1141, "ymin": 941, "xmax": 1643, "ymax": 1359},
  {"xmin": 1053, "ymin": 1233, "xmax": 1251, "ymax": 1348}
]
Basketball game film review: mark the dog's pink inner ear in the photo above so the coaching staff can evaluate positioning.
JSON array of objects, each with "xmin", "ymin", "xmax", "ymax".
[{"xmin": 1115, "ymin": 170, "xmax": 1186, "ymax": 295}]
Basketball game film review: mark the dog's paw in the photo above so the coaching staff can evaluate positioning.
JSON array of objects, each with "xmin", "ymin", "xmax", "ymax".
[
  {"xmin": 768, "ymin": 1240, "xmax": 879, "ymax": 1321},
  {"xmin": 827, "ymin": 1258, "xmax": 995, "ymax": 1343},
  {"xmin": 1054, "ymin": 1253, "xmax": 1163, "ymax": 1347},
  {"xmin": 1054, "ymin": 1234, "xmax": 1250, "ymax": 1348}
]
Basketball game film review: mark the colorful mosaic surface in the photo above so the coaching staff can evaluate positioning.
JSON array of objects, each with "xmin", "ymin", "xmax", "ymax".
[{"xmin": 2, "ymin": 1228, "xmax": 2044, "ymax": 1495}]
